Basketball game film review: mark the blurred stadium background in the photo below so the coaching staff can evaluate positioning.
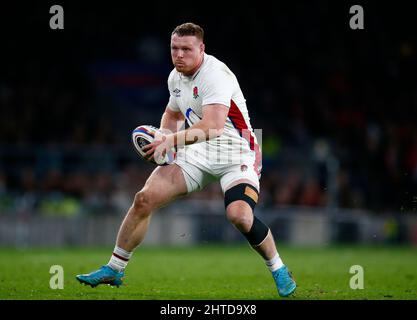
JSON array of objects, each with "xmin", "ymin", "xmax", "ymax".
[{"xmin": 1, "ymin": 1, "xmax": 417, "ymax": 250}]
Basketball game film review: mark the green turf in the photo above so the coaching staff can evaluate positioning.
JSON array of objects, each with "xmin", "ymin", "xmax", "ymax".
[{"xmin": 0, "ymin": 245, "xmax": 416, "ymax": 300}]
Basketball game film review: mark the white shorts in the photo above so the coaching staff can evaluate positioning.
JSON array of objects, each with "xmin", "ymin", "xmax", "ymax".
[{"xmin": 174, "ymin": 144, "xmax": 261, "ymax": 194}]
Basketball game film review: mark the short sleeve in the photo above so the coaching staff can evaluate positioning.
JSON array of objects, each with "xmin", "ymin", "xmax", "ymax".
[
  {"xmin": 167, "ymin": 94, "xmax": 180, "ymax": 112},
  {"xmin": 167, "ymin": 70, "xmax": 181, "ymax": 112}
]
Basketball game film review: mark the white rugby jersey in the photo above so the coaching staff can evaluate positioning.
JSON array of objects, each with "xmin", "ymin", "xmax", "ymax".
[{"xmin": 167, "ymin": 53, "xmax": 261, "ymax": 175}]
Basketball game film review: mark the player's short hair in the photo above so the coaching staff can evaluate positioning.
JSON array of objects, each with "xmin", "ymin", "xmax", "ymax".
[{"xmin": 172, "ymin": 22, "xmax": 204, "ymax": 41}]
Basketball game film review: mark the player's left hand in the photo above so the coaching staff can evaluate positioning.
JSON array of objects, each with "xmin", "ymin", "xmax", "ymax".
[{"xmin": 142, "ymin": 133, "xmax": 174, "ymax": 162}]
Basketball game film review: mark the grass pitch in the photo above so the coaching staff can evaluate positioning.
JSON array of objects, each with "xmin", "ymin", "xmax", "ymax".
[{"xmin": 0, "ymin": 244, "xmax": 416, "ymax": 300}]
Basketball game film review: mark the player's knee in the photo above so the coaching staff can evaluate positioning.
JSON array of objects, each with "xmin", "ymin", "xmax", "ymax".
[
  {"xmin": 226, "ymin": 202, "xmax": 253, "ymax": 232},
  {"xmin": 132, "ymin": 190, "xmax": 154, "ymax": 215}
]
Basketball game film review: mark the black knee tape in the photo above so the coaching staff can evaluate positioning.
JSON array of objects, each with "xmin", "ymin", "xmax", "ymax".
[
  {"xmin": 243, "ymin": 216, "xmax": 269, "ymax": 246},
  {"xmin": 224, "ymin": 184, "xmax": 267, "ymax": 246},
  {"xmin": 224, "ymin": 183, "xmax": 259, "ymax": 210}
]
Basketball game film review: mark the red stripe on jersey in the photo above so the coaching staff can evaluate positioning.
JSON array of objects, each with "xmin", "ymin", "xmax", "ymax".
[
  {"xmin": 228, "ymin": 100, "xmax": 262, "ymax": 176},
  {"xmin": 228, "ymin": 100, "xmax": 249, "ymax": 139}
]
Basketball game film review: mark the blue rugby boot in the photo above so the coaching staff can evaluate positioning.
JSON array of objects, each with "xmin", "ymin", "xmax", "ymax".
[
  {"xmin": 272, "ymin": 265, "xmax": 296, "ymax": 297},
  {"xmin": 76, "ymin": 265, "xmax": 124, "ymax": 288}
]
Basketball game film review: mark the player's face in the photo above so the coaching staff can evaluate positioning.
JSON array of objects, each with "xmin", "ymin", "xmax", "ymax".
[{"xmin": 170, "ymin": 34, "xmax": 204, "ymax": 76}]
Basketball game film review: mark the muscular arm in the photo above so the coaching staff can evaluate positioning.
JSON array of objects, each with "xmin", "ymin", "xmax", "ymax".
[
  {"xmin": 143, "ymin": 104, "xmax": 229, "ymax": 159},
  {"xmin": 170, "ymin": 103, "xmax": 229, "ymax": 147},
  {"xmin": 160, "ymin": 107, "xmax": 185, "ymax": 133}
]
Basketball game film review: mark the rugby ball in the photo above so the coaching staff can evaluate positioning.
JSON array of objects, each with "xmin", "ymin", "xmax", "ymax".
[{"xmin": 132, "ymin": 125, "xmax": 176, "ymax": 165}]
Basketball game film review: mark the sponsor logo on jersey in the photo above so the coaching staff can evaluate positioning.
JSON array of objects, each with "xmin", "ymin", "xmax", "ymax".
[{"xmin": 173, "ymin": 88, "xmax": 181, "ymax": 97}]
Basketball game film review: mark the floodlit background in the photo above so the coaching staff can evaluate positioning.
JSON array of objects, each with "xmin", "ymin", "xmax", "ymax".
[
  {"xmin": 1, "ymin": 1, "xmax": 417, "ymax": 301},
  {"xmin": 1, "ymin": 2, "xmax": 417, "ymax": 249}
]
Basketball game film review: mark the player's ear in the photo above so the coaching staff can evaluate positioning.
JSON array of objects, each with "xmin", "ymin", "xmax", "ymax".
[{"xmin": 200, "ymin": 42, "xmax": 205, "ymax": 53}]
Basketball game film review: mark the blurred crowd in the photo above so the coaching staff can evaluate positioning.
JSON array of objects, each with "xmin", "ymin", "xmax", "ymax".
[{"xmin": 1, "ymin": 3, "xmax": 416, "ymax": 216}]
